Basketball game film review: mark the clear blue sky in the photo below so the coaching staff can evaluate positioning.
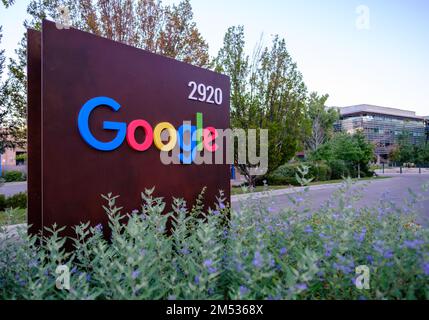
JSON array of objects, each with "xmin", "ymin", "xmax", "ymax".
[{"xmin": 1, "ymin": 0, "xmax": 428, "ymax": 115}]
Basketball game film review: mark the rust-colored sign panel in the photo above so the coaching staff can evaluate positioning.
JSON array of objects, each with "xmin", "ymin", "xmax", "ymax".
[{"xmin": 27, "ymin": 20, "xmax": 230, "ymax": 236}]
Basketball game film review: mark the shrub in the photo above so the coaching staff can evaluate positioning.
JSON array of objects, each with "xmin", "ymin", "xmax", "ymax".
[
  {"xmin": 267, "ymin": 162, "xmax": 301, "ymax": 185},
  {"xmin": 2, "ymin": 170, "xmax": 26, "ymax": 182},
  {"xmin": 329, "ymin": 159, "xmax": 350, "ymax": 179},
  {"xmin": 5, "ymin": 192, "xmax": 27, "ymax": 209},
  {"xmin": 308, "ymin": 161, "xmax": 331, "ymax": 182},
  {"xmin": 268, "ymin": 161, "xmax": 331, "ymax": 185},
  {"xmin": 1, "ymin": 181, "xmax": 428, "ymax": 300},
  {"xmin": 0, "ymin": 194, "xmax": 6, "ymax": 212}
]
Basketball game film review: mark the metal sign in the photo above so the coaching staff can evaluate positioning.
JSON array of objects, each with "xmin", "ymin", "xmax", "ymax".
[{"xmin": 27, "ymin": 20, "xmax": 230, "ymax": 236}]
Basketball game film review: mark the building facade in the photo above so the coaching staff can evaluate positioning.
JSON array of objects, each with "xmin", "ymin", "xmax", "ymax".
[
  {"xmin": 425, "ymin": 117, "xmax": 429, "ymax": 144},
  {"xmin": 336, "ymin": 105, "xmax": 426, "ymax": 163},
  {"xmin": 0, "ymin": 147, "xmax": 27, "ymax": 174}
]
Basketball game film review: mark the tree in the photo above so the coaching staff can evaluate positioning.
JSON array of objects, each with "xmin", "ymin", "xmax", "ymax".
[
  {"xmin": 305, "ymin": 92, "xmax": 339, "ymax": 151},
  {"xmin": 310, "ymin": 131, "xmax": 374, "ymax": 178},
  {"xmin": 215, "ymin": 26, "xmax": 308, "ymax": 185},
  {"xmin": 24, "ymin": 0, "xmax": 210, "ymax": 67},
  {"xmin": 1, "ymin": 0, "xmax": 15, "ymax": 8},
  {"xmin": 389, "ymin": 133, "xmax": 429, "ymax": 165},
  {"xmin": 1, "ymin": 24, "xmax": 25, "ymax": 154},
  {"xmin": 3, "ymin": 0, "xmax": 210, "ymax": 155}
]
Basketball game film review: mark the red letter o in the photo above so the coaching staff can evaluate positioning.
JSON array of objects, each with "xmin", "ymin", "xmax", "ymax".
[{"xmin": 126, "ymin": 120, "xmax": 153, "ymax": 151}]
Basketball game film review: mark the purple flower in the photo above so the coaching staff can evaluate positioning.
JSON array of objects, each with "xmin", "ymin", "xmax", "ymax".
[
  {"xmin": 295, "ymin": 283, "xmax": 307, "ymax": 291},
  {"xmin": 422, "ymin": 262, "xmax": 429, "ymax": 276},
  {"xmin": 324, "ymin": 242, "xmax": 335, "ymax": 257},
  {"xmin": 279, "ymin": 247, "xmax": 287, "ymax": 256},
  {"xmin": 355, "ymin": 227, "xmax": 367, "ymax": 243},
  {"xmin": 239, "ymin": 285, "xmax": 249, "ymax": 296},
  {"xmin": 132, "ymin": 269, "xmax": 140, "ymax": 279},
  {"xmin": 252, "ymin": 251, "xmax": 264, "ymax": 269},
  {"xmin": 203, "ymin": 259, "xmax": 213, "ymax": 268},
  {"xmin": 86, "ymin": 274, "xmax": 91, "ymax": 282},
  {"xmin": 95, "ymin": 224, "xmax": 103, "ymax": 232},
  {"xmin": 383, "ymin": 250, "xmax": 394, "ymax": 259},
  {"xmin": 403, "ymin": 239, "xmax": 424, "ymax": 249},
  {"xmin": 194, "ymin": 275, "xmax": 200, "ymax": 285},
  {"xmin": 332, "ymin": 257, "xmax": 355, "ymax": 274},
  {"xmin": 180, "ymin": 247, "xmax": 190, "ymax": 255},
  {"xmin": 208, "ymin": 267, "xmax": 217, "ymax": 274},
  {"xmin": 203, "ymin": 259, "xmax": 217, "ymax": 274},
  {"xmin": 373, "ymin": 240, "xmax": 388, "ymax": 256},
  {"xmin": 304, "ymin": 225, "xmax": 313, "ymax": 234},
  {"xmin": 367, "ymin": 255, "xmax": 374, "ymax": 264},
  {"xmin": 212, "ymin": 210, "xmax": 221, "ymax": 216},
  {"xmin": 70, "ymin": 266, "xmax": 77, "ymax": 274}
]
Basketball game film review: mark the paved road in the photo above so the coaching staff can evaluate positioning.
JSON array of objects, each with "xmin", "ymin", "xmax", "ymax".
[
  {"xmin": 232, "ymin": 174, "xmax": 429, "ymax": 225},
  {"xmin": 0, "ymin": 182, "xmax": 27, "ymax": 197},
  {"xmin": 2, "ymin": 175, "xmax": 429, "ymax": 224}
]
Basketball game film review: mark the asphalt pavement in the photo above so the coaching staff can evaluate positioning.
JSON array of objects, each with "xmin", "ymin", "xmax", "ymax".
[{"xmin": 232, "ymin": 174, "xmax": 429, "ymax": 224}]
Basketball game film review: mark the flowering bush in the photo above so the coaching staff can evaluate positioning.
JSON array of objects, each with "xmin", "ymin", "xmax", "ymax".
[{"xmin": 0, "ymin": 180, "xmax": 428, "ymax": 300}]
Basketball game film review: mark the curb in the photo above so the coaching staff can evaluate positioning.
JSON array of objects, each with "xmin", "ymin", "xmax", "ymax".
[{"xmin": 230, "ymin": 177, "xmax": 392, "ymax": 202}]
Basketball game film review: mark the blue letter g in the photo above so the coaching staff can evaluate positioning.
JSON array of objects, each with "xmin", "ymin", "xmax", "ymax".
[{"xmin": 78, "ymin": 97, "xmax": 126, "ymax": 151}]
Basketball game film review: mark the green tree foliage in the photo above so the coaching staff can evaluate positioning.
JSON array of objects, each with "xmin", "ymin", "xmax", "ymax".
[
  {"xmin": 1, "ymin": 0, "xmax": 15, "ymax": 8},
  {"xmin": 1, "ymin": 25, "xmax": 24, "ymax": 153},
  {"xmin": 305, "ymin": 92, "xmax": 339, "ymax": 151},
  {"xmin": 23, "ymin": 0, "xmax": 210, "ymax": 67},
  {"xmin": 389, "ymin": 134, "xmax": 429, "ymax": 165},
  {"xmin": 310, "ymin": 131, "xmax": 374, "ymax": 178},
  {"xmin": 2, "ymin": 0, "xmax": 210, "ymax": 154},
  {"xmin": 215, "ymin": 26, "xmax": 308, "ymax": 185}
]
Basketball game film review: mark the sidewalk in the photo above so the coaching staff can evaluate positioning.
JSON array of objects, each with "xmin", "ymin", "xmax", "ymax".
[
  {"xmin": 0, "ymin": 181, "xmax": 27, "ymax": 196},
  {"xmin": 375, "ymin": 168, "xmax": 429, "ymax": 175},
  {"xmin": 232, "ymin": 180, "xmax": 351, "ymax": 202}
]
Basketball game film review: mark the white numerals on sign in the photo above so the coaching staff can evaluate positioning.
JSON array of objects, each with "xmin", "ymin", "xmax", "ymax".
[{"xmin": 188, "ymin": 81, "xmax": 223, "ymax": 105}]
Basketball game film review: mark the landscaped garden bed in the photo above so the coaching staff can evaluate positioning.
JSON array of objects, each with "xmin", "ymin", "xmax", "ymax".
[{"xmin": 1, "ymin": 179, "xmax": 428, "ymax": 300}]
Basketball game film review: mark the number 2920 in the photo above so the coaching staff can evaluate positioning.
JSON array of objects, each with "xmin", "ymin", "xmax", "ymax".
[{"xmin": 188, "ymin": 81, "xmax": 223, "ymax": 105}]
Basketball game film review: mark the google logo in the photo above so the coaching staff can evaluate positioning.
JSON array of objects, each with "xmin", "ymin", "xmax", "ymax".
[{"xmin": 78, "ymin": 97, "xmax": 219, "ymax": 163}]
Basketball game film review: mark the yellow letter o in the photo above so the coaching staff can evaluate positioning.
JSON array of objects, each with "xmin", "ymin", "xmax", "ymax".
[{"xmin": 153, "ymin": 122, "xmax": 177, "ymax": 152}]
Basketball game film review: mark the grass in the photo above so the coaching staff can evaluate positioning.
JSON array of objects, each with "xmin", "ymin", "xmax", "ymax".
[
  {"xmin": 0, "ymin": 208, "xmax": 26, "ymax": 225},
  {"xmin": 231, "ymin": 176, "xmax": 391, "ymax": 195}
]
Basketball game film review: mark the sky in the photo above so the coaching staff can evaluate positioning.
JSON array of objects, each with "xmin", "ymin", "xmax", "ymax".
[{"xmin": 1, "ymin": 0, "xmax": 428, "ymax": 115}]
